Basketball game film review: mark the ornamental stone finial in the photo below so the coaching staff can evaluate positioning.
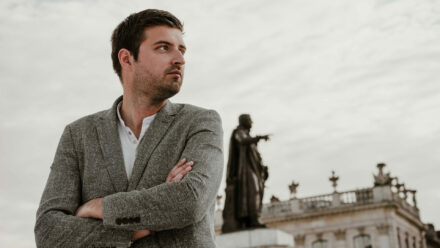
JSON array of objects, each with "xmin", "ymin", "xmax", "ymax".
[
  {"xmin": 374, "ymin": 163, "xmax": 393, "ymax": 186},
  {"xmin": 288, "ymin": 181, "xmax": 299, "ymax": 199},
  {"xmin": 270, "ymin": 195, "xmax": 280, "ymax": 203},
  {"xmin": 329, "ymin": 171, "xmax": 339, "ymax": 193}
]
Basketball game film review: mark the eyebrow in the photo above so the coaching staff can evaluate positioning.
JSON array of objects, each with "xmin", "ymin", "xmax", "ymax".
[{"xmin": 153, "ymin": 40, "xmax": 186, "ymax": 50}]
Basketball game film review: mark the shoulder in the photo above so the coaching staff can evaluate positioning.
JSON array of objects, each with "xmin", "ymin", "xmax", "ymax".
[
  {"xmin": 172, "ymin": 103, "xmax": 223, "ymax": 135},
  {"xmin": 234, "ymin": 127, "xmax": 247, "ymax": 138},
  {"xmin": 174, "ymin": 103, "xmax": 222, "ymax": 123},
  {"xmin": 65, "ymin": 108, "xmax": 110, "ymax": 133}
]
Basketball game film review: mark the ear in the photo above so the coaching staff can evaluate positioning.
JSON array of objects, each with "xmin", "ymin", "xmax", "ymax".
[{"xmin": 118, "ymin": 48, "xmax": 134, "ymax": 72}]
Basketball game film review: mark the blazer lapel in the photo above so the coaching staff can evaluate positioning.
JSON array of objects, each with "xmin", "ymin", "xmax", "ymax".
[
  {"xmin": 127, "ymin": 100, "xmax": 177, "ymax": 191},
  {"xmin": 96, "ymin": 96, "xmax": 129, "ymax": 192}
]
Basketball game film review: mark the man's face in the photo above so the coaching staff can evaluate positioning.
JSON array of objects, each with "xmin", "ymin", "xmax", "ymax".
[
  {"xmin": 132, "ymin": 25, "xmax": 186, "ymax": 102},
  {"xmin": 241, "ymin": 115, "xmax": 253, "ymax": 129},
  {"xmin": 245, "ymin": 116, "xmax": 253, "ymax": 129}
]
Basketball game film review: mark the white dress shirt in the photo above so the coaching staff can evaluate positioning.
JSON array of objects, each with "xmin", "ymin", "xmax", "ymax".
[{"xmin": 116, "ymin": 102, "xmax": 156, "ymax": 179}]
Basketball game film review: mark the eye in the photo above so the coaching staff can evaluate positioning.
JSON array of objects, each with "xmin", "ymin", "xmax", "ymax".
[
  {"xmin": 157, "ymin": 45, "xmax": 168, "ymax": 51},
  {"xmin": 179, "ymin": 48, "xmax": 186, "ymax": 55}
]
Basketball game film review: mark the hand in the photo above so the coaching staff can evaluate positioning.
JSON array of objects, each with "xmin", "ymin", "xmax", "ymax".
[
  {"xmin": 75, "ymin": 197, "xmax": 103, "ymax": 219},
  {"xmin": 258, "ymin": 135, "xmax": 270, "ymax": 141},
  {"xmin": 166, "ymin": 158, "xmax": 194, "ymax": 183},
  {"xmin": 132, "ymin": 230, "xmax": 153, "ymax": 241}
]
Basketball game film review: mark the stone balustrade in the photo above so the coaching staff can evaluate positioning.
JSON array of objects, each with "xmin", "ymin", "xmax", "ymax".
[
  {"xmin": 215, "ymin": 185, "xmax": 420, "ymax": 232},
  {"xmin": 261, "ymin": 185, "xmax": 419, "ymax": 220}
]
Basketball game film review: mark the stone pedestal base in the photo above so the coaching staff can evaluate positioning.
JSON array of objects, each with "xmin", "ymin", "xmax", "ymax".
[{"xmin": 216, "ymin": 228, "xmax": 294, "ymax": 248}]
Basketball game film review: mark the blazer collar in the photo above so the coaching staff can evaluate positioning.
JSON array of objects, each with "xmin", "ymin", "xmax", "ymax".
[
  {"xmin": 97, "ymin": 96, "xmax": 179, "ymax": 192},
  {"xmin": 96, "ymin": 96, "xmax": 128, "ymax": 192},
  {"xmin": 103, "ymin": 95, "xmax": 179, "ymax": 121},
  {"xmin": 127, "ymin": 98, "xmax": 178, "ymax": 190}
]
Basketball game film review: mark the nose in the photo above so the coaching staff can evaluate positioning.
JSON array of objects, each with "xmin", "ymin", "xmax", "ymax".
[{"xmin": 172, "ymin": 49, "xmax": 185, "ymax": 66}]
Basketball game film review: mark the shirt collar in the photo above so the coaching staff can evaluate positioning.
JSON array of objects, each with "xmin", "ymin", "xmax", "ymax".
[{"xmin": 116, "ymin": 101, "xmax": 156, "ymax": 138}]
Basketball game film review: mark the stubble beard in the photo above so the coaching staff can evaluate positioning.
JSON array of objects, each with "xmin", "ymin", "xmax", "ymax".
[{"xmin": 134, "ymin": 68, "xmax": 182, "ymax": 105}]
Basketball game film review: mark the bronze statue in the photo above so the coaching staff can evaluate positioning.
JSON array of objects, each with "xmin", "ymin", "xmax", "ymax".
[{"xmin": 222, "ymin": 114, "xmax": 270, "ymax": 233}]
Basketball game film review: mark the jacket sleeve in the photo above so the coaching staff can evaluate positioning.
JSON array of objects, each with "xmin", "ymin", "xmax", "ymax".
[
  {"xmin": 34, "ymin": 125, "xmax": 133, "ymax": 248},
  {"xmin": 101, "ymin": 109, "xmax": 224, "ymax": 231}
]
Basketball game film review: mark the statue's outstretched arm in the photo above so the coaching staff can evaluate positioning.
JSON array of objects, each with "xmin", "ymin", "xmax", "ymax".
[{"xmin": 234, "ymin": 130, "xmax": 268, "ymax": 144}]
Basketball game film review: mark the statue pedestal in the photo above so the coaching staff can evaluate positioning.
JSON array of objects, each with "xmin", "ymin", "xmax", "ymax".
[{"xmin": 216, "ymin": 228, "xmax": 294, "ymax": 248}]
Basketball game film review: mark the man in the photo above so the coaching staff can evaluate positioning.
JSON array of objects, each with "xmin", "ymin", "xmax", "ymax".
[
  {"xmin": 35, "ymin": 9, "xmax": 223, "ymax": 248},
  {"xmin": 222, "ymin": 114, "xmax": 268, "ymax": 233}
]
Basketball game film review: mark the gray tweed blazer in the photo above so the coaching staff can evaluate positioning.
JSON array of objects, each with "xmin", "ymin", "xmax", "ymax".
[{"xmin": 35, "ymin": 97, "xmax": 224, "ymax": 248}]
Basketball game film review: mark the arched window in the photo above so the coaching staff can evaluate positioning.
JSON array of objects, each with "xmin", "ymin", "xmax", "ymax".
[
  {"xmin": 312, "ymin": 239, "xmax": 328, "ymax": 248},
  {"xmin": 354, "ymin": 234, "xmax": 372, "ymax": 248}
]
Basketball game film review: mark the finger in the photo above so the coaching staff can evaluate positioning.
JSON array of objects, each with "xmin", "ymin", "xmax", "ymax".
[
  {"xmin": 168, "ymin": 158, "xmax": 188, "ymax": 178},
  {"xmin": 175, "ymin": 158, "xmax": 187, "ymax": 168},
  {"xmin": 176, "ymin": 160, "xmax": 194, "ymax": 171},
  {"xmin": 171, "ymin": 161, "xmax": 193, "ymax": 177},
  {"xmin": 171, "ymin": 165, "xmax": 193, "ymax": 182},
  {"xmin": 167, "ymin": 163, "xmax": 193, "ymax": 183},
  {"xmin": 170, "ymin": 158, "xmax": 186, "ymax": 174},
  {"xmin": 171, "ymin": 174, "xmax": 183, "ymax": 182}
]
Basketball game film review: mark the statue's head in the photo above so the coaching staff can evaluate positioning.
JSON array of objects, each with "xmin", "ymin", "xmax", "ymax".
[{"xmin": 239, "ymin": 114, "xmax": 252, "ymax": 129}]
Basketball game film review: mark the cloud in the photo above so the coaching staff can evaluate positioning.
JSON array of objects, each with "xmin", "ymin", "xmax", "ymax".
[{"xmin": 1, "ymin": 0, "xmax": 440, "ymax": 246}]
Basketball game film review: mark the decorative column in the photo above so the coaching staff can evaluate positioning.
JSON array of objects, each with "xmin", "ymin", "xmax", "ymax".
[{"xmin": 377, "ymin": 224, "xmax": 391, "ymax": 248}]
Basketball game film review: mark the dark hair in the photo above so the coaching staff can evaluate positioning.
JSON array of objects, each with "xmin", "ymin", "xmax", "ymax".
[{"xmin": 111, "ymin": 9, "xmax": 183, "ymax": 79}]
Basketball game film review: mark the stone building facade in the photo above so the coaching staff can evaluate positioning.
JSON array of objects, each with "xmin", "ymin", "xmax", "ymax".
[{"xmin": 215, "ymin": 164, "xmax": 434, "ymax": 248}]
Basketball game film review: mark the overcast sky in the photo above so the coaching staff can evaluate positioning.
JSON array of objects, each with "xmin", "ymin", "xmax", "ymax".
[{"xmin": 1, "ymin": 0, "xmax": 439, "ymax": 247}]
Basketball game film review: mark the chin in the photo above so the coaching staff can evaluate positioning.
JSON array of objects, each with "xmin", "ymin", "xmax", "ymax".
[
  {"xmin": 156, "ymin": 87, "xmax": 180, "ymax": 101},
  {"xmin": 169, "ymin": 80, "xmax": 182, "ymax": 94}
]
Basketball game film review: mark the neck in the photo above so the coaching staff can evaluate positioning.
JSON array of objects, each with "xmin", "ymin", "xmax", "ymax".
[
  {"xmin": 120, "ymin": 91, "xmax": 166, "ymax": 138},
  {"xmin": 239, "ymin": 125, "xmax": 250, "ymax": 131}
]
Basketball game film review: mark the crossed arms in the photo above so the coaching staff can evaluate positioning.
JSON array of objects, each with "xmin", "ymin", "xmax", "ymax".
[
  {"xmin": 74, "ymin": 157, "xmax": 194, "ymax": 240},
  {"xmin": 34, "ymin": 110, "xmax": 223, "ymax": 248}
]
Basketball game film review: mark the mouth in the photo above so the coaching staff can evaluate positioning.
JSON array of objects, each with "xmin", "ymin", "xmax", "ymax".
[{"xmin": 167, "ymin": 70, "xmax": 182, "ymax": 77}]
